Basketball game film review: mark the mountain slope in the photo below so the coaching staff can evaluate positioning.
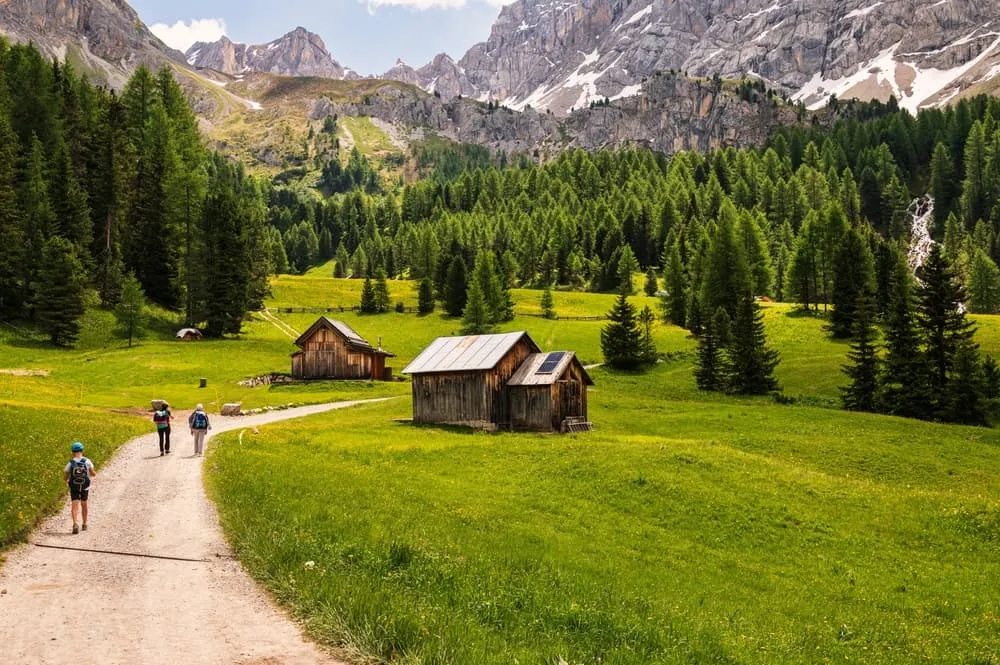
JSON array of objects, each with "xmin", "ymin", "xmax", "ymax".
[
  {"xmin": 0, "ymin": 0, "xmax": 183, "ymax": 86},
  {"xmin": 413, "ymin": 0, "xmax": 1000, "ymax": 115},
  {"xmin": 186, "ymin": 27, "xmax": 351, "ymax": 79}
]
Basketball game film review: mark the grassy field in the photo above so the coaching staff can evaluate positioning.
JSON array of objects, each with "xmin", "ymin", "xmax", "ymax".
[
  {"xmin": 0, "ymin": 403, "xmax": 148, "ymax": 548},
  {"xmin": 207, "ymin": 366, "xmax": 1000, "ymax": 664}
]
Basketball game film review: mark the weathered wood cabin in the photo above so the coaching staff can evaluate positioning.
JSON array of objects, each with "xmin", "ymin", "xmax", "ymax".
[
  {"xmin": 291, "ymin": 317, "xmax": 394, "ymax": 380},
  {"xmin": 402, "ymin": 332, "xmax": 593, "ymax": 432}
]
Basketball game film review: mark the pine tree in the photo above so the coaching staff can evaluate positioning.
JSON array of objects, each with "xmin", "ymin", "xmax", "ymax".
[
  {"xmin": 639, "ymin": 305, "xmax": 658, "ymax": 365},
  {"xmin": 967, "ymin": 248, "xmax": 1000, "ymax": 313},
  {"xmin": 359, "ymin": 277, "xmax": 378, "ymax": 314},
  {"xmin": 943, "ymin": 339, "xmax": 987, "ymax": 425},
  {"xmin": 878, "ymin": 258, "xmax": 930, "ymax": 418},
  {"xmin": 35, "ymin": 236, "xmax": 87, "ymax": 347},
  {"xmin": 0, "ymin": 108, "xmax": 24, "ymax": 318},
  {"xmin": 830, "ymin": 227, "xmax": 875, "ymax": 338},
  {"xmin": 700, "ymin": 201, "xmax": 749, "ymax": 319},
  {"xmin": 374, "ymin": 270, "xmax": 391, "ymax": 313},
  {"xmin": 472, "ymin": 252, "xmax": 507, "ymax": 323},
  {"xmin": 663, "ymin": 239, "xmax": 687, "ymax": 326},
  {"xmin": 840, "ymin": 290, "xmax": 880, "ymax": 412},
  {"xmin": 727, "ymin": 292, "xmax": 780, "ymax": 394},
  {"xmin": 444, "ymin": 256, "xmax": 468, "ymax": 317},
  {"xmin": 983, "ymin": 354, "xmax": 1000, "ymax": 399},
  {"xmin": 201, "ymin": 173, "xmax": 251, "ymax": 337},
  {"xmin": 114, "ymin": 272, "xmax": 145, "ymax": 347},
  {"xmin": 694, "ymin": 308, "xmax": 727, "ymax": 391},
  {"xmin": 601, "ymin": 289, "xmax": 644, "ymax": 370},
  {"xmin": 461, "ymin": 279, "xmax": 494, "ymax": 334},
  {"xmin": 643, "ymin": 266, "xmax": 659, "ymax": 297},
  {"xmin": 917, "ymin": 245, "xmax": 976, "ymax": 409},
  {"xmin": 540, "ymin": 284, "xmax": 556, "ymax": 319},
  {"xmin": 417, "ymin": 277, "xmax": 435, "ymax": 315}
]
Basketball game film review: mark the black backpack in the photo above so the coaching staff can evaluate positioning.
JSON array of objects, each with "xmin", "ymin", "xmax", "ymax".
[{"xmin": 69, "ymin": 458, "xmax": 89, "ymax": 487}]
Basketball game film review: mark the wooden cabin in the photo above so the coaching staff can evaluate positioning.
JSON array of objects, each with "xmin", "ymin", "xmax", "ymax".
[
  {"xmin": 291, "ymin": 317, "xmax": 394, "ymax": 380},
  {"xmin": 403, "ymin": 332, "xmax": 592, "ymax": 432},
  {"xmin": 507, "ymin": 352, "xmax": 594, "ymax": 432}
]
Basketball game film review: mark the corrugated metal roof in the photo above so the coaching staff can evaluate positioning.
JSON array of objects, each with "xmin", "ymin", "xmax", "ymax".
[
  {"xmin": 508, "ymin": 352, "xmax": 580, "ymax": 386},
  {"xmin": 402, "ymin": 331, "xmax": 536, "ymax": 374},
  {"xmin": 293, "ymin": 317, "xmax": 394, "ymax": 356}
]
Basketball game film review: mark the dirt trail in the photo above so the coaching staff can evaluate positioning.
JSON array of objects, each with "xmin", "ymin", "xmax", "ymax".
[{"xmin": 0, "ymin": 400, "xmax": 390, "ymax": 665}]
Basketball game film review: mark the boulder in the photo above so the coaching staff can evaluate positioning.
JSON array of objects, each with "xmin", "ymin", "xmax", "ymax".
[{"xmin": 221, "ymin": 403, "xmax": 242, "ymax": 416}]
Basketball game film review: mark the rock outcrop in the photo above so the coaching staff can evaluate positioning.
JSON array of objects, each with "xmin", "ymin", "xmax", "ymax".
[
  {"xmin": 441, "ymin": 0, "xmax": 1000, "ymax": 115},
  {"xmin": 0, "ymin": 0, "xmax": 182, "ymax": 86},
  {"xmin": 186, "ymin": 27, "xmax": 346, "ymax": 79}
]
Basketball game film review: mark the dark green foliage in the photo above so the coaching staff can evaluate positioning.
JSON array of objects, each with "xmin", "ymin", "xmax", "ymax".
[
  {"xmin": 417, "ymin": 277, "xmax": 435, "ymax": 315},
  {"xmin": 202, "ymin": 172, "xmax": 252, "ymax": 338},
  {"xmin": 917, "ymin": 245, "xmax": 975, "ymax": 401},
  {"xmin": 662, "ymin": 240, "xmax": 687, "ymax": 326},
  {"xmin": 944, "ymin": 339, "xmax": 987, "ymax": 425},
  {"xmin": 600, "ymin": 290, "xmax": 646, "ymax": 370},
  {"xmin": 444, "ymin": 256, "xmax": 468, "ymax": 317},
  {"xmin": 983, "ymin": 355, "xmax": 1000, "ymax": 399},
  {"xmin": 360, "ymin": 277, "xmax": 378, "ymax": 314},
  {"xmin": 461, "ymin": 279, "xmax": 494, "ymax": 335},
  {"xmin": 830, "ymin": 227, "xmax": 875, "ymax": 338},
  {"xmin": 694, "ymin": 309, "xmax": 727, "ymax": 391},
  {"xmin": 35, "ymin": 236, "xmax": 87, "ymax": 346},
  {"xmin": 879, "ymin": 259, "xmax": 930, "ymax": 418},
  {"xmin": 114, "ymin": 273, "xmax": 145, "ymax": 347},
  {"xmin": 727, "ymin": 293, "xmax": 780, "ymax": 395},
  {"xmin": 374, "ymin": 270, "xmax": 391, "ymax": 313},
  {"xmin": 639, "ymin": 305, "xmax": 658, "ymax": 365},
  {"xmin": 841, "ymin": 291, "xmax": 880, "ymax": 412},
  {"xmin": 643, "ymin": 267, "xmax": 658, "ymax": 297},
  {"xmin": 540, "ymin": 285, "xmax": 556, "ymax": 319}
]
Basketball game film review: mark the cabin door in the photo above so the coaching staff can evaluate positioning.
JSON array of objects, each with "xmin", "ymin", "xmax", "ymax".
[{"xmin": 556, "ymin": 381, "xmax": 582, "ymax": 429}]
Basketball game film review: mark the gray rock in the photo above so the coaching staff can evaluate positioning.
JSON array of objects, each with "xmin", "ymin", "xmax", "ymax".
[
  {"xmin": 221, "ymin": 403, "xmax": 242, "ymax": 417},
  {"xmin": 187, "ymin": 27, "xmax": 346, "ymax": 79}
]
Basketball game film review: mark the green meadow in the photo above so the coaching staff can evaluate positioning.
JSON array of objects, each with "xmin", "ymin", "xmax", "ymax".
[{"xmin": 3, "ymin": 273, "xmax": 1000, "ymax": 662}]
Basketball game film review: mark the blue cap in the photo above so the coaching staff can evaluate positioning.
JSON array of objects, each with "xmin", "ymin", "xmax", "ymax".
[{"xmin": 71, "ymin": 442, "xmax": 84, "ymax": 452}]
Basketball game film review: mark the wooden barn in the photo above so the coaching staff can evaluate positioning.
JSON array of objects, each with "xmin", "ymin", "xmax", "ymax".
[
  {"xmin": 291, "ymin": 317, "xmax": 394, "ymax": 380},
  {"xmin": 402, "ymin": 331, "xmax": 593, "ymax": 432}
]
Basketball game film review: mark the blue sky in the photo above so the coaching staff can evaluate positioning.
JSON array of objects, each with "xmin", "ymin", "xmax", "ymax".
[{"xmin": 131, "ymin": 0, "xmax": 510, "ymax": 75}]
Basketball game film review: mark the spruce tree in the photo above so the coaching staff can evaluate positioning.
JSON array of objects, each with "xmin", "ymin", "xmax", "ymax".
[
  {"xmin": 694, "ymin": 308, "xmax": 727, "ymax": 391},
  {"xmin": 114, "ymin": 272, "xmax": 146, "ymax": 347},
  {"xmin": 917, "ymin": 245, "xmax": 975, "ymax": 408},
  {"xmin": 444, "ymin": 256, "xmax": 468, "ymax": 317},
  {"xmin": 461, "ymin": 279, "xmax": 494, "ymax": 335},
  {"xmin": 700, "ymin": 202, "xmax": 749, "ymax": 319},
  {"xmin": 878, "ymin": 258, "xmax": 930, "ymax": 418},
  {"xmin": 201, "ymin": 175, "xmax": 251, "ymax": 337},
  {"xmin": 967, "ymin": 249, "xmax": 1000, "ymax": 313},
  {"xmin": 830, "ymin": 227, "xmax": 875, "ymax": 338},
  {"xmin": 643, "ymin": 266, "xmax": 659, "ymax": 297},
  {"xmin": 0, "ymin": 108, "xmax": 23, "ymax": 318},
  {"xmin": 663, "ymin": 240, "xmax": 687, "ymax": 326},
  {"xmin": 601, "ymin": 289, "xmax": 644, "ymax": 370},
  {"xmin": 35, "ymin": 236, "xmax": 87, "ymax": 347},
  {"xmin": 840, "ymin": 290, "xmax": 880, "ymax": 412},
  {"xmin": 540, "ymin": 285, "xmax": 556, "ymax": 319},
  {"xmin": 639, "ymin": 305, "xmax": 658, "ymax": 365},
  {"xmin": 727, "ymin": 292, "xmax": 780, "ymax": 394},
  {"xmin": 944, "ymin": 339, "xmax": 987, "ymax": 425},
  {"xmin": 417, "ymin": 277, "xmax": 435, "ymax": 315},
  {"xmin": 983, "ymin": 355, "xmax": 1000, "ymax": 399},
  {"xmin": 359, "ymin": 277, "xmax": 378, "ymax": 314},
  {"xmin": 374, "ymin": 270, "xmax": 391, "ymax": 313}
]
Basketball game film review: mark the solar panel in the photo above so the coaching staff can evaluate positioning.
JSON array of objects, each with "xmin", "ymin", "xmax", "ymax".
[{"xmin": 536, "ymin": 352, "xmax": 566, "ymax": 375}]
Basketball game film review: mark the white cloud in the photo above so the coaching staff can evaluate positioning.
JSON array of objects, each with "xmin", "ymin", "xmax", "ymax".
[
  {"xmin": 484, "ymin": 0, "xmax": 519, "ymax": 5},
  {"xmin": 149, "ymin": 18, "xmax": 228, "ymax": 52}
]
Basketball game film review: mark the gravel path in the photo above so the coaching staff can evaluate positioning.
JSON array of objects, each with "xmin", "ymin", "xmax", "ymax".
[{"xmin": 0, "ymin": 399, "xmax": 390, "ymax": 665}]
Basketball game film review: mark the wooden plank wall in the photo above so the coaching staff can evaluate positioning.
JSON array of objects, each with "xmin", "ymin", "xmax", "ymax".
[
  {"xmin": 293, "ymin": 327, "xmax": 375, "ymax": 380},
  {"xmin": 508, "ymin": 386, "xmax": 552, "ymax": 431}
]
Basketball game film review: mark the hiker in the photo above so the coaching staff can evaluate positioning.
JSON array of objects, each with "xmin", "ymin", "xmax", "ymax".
[
  {"xmin": 63, "ymin": 442, "xmax": 96, "ymax": 534},
  {"xmin": 188, "ymin": 404, "xmax": 212, "ymax": 456},
  {"xmin": 153, "ymin": 403, "xmax": 173, "ymax": 455}
]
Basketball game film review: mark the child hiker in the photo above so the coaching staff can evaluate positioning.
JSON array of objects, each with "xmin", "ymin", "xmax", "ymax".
[{"xmin": 63, "ymin": 442, "xmax": 96, "ymax": 534}]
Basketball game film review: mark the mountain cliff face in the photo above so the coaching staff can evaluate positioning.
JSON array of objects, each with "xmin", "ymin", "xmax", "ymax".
[
  {"xmin": 0, "ymin": 0, "xmax": 182, "ymax": 85},
  {"xmin": 186, "ymin": 27, "xmax": 350, "ymax": 79},
  {"xmin": 432, "ymin": 0, "xmax": 1000, "ymax": 115}
]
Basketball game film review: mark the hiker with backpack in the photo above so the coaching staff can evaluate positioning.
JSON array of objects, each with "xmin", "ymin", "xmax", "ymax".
[
  {"xmin": 153, "ymin": 403, "xmax": 173, "ymax": 456},
  {"xmin": 63, "ymin": 442, "xmax": 96, "ymax": 534},
  {"xmin": 188, "ymin": 404, "xmax": 212, "ymax": 456}
]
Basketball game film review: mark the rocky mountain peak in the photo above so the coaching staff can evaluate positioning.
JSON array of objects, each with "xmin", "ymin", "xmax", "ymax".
[{"xmin": 187, "ymin": 27, "xmax": 346, "ymax": 79}]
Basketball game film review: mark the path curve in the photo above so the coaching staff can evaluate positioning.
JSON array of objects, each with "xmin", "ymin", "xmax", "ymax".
[{"xmin": 0, "ymin": 399, "xmax": 391, "ymax": 665}]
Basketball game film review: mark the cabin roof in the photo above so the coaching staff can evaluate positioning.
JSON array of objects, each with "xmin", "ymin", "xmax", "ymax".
[
  {"xmin": 507, "ymin": 352, "xmax": 595, "ymax": 386},
  {"xmin": 293, "ymin": 317, "xmax": 394, "ymax": 356},
  {"xmin": 402, "ymin": 331, "xmax": 540, "ymax": 375}
]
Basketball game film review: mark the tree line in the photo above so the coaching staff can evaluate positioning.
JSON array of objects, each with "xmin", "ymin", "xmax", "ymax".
[{"xmin": 0, "ymin": 40, "xmax": 275, "ymax": 344}]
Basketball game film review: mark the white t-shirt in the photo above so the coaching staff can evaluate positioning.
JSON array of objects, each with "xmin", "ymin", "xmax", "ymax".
[{"xmin": 64, "ymin": 457, "xmax": 95, "ymax": 474}]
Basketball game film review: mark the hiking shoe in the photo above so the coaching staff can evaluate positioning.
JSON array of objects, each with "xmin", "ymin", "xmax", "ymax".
[
  {"xmin": 81, "ymin": 524, "xmax": 87, "ymax": 532},
  {"xmin": 160, "ymin": 452, "xmax": 164, "ymax": 456},
  {"xmin": 72, "ymin": 524, "xmax": 79, "ymax": 535}
]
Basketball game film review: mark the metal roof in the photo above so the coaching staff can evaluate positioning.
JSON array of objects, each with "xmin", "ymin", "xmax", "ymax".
[
  {"xmin": 402, "ymin": 331, "xmax": 538, "ymax": 375},
  {"xmin": 507, "ymin": 352, "xmax": 594, "ymax": 386},
  {"xmin": 293, "ymin": 317, "xmax": 394, "ymax": 356}
]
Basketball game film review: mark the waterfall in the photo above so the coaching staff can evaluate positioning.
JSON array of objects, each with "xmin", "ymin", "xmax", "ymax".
[{"xmin": 906, "ymin": 194, "xmax": 935, "ymax": 273}]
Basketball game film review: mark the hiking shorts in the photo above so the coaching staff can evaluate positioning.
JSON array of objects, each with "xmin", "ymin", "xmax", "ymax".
[{"xmin": 69, "ymin": 485, "xmax": 89, "ymax": 501}]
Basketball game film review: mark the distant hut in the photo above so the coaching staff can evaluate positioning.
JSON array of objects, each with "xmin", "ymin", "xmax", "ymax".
[
  {"xmin": 291, "ymin": 317, "xmax": 394, "ymax": 380},
  {"xmin": 507, "ymin": 352, "xmax": 594, "ymax": 432},
  {"xmin": 175, "ymin": 328, "xmax": 203, "ymax": 341},
  {"xmin": 402, "ymin": 331, "xmax": 592, "ymax": 432}
]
